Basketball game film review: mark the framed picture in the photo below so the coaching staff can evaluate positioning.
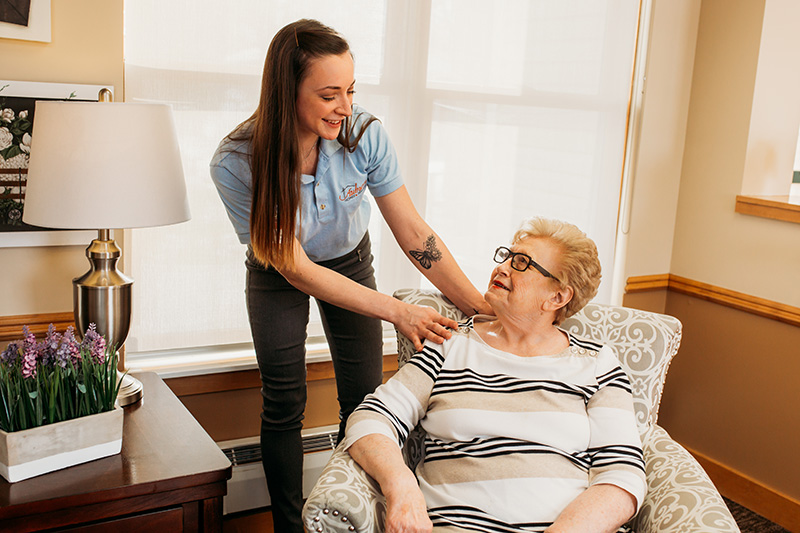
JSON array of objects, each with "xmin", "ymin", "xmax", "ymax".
[
  {"xmin": 0, "ymin": 80, "xmax": 113, "ymax": 248},
  {"xmin": 0, "ymin": 0, "xmax": 50, "ymax": 42}
]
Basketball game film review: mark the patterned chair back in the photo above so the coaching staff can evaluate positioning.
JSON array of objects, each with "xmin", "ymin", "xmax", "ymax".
[{"xmin": 393, "ymin": 289, "xmax": 682, "ymax": 435}]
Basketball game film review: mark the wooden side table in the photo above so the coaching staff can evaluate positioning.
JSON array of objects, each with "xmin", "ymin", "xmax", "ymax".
[{"xmin": 0, "ymin": 372, "xmax": 232, "ymax": 532}]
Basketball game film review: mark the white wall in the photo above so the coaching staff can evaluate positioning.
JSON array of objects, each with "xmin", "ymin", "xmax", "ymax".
[{"xmin": 741, "ymin": 0, "xmax": 800, "ymax": 196}]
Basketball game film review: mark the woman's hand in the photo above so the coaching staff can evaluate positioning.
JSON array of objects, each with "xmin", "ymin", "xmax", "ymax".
[
  {"xmin": 349, "ymin": 434, "xmax": 433, "ymax": 532},
  {"xmin": 395, "ymin": 303, "xmax": 458, "ymax": 351},
  {"xmin": 384, "ymin": 480, "xmax": 433, "ymax": 533}
]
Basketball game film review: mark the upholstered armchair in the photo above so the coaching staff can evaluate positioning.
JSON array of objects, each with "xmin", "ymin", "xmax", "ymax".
[{"xmin": 303, "ymin": 289, "xmax": 740, "ymax": 532}]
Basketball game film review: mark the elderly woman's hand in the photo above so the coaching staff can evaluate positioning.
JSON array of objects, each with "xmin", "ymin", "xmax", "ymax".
[
  {"xmin": 348, "ymin": 434, "xmax": 433, "ymax": 532},
  {"xmin": 384, "ymin": 477, "xmax": 433, "ymax": 533},
  {"xmin": 394, "ymin": 302, "xmax": 458, "ymax": 351}
]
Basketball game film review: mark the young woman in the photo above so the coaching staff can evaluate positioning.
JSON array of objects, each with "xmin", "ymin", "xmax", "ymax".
[{"xmin": 210, "ymin": 19, "xmax": 490, "ymax": 532}]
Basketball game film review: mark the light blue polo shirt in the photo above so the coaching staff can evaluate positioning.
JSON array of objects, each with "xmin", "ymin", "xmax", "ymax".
[{"xmin": 210, "ymin": 106, "xmax": 403, "ymax": 262}]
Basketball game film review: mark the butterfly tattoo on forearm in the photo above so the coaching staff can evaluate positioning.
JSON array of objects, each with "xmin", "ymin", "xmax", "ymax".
[{"xmin": 409, "ymin": 235, "xmax": 443, "ymax": 269}]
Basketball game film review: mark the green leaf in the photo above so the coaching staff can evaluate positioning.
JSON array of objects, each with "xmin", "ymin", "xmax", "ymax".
[
  {"xmin": 77, "ymin": 382, "xmax": 87, "ymax": 394},
  {"xmin": 0, "ymin": 145, "xmax": 22, "ymax": 160},
  {"xmin": 28, "ymin": 390, "xmax": 38, "ymax": 400}
]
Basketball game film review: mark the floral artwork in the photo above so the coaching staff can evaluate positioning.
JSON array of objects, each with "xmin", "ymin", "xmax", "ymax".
[
  {"xmin": 0, "ymin": 80, "xmax": 111, "ymax": 234},
  {"xmin": 0, "ymin": 90, "xmax": 33, "ymax": 228},
  {"xmin": 0, "ymin": 323, "xmax": 121, "ymax": 433}
]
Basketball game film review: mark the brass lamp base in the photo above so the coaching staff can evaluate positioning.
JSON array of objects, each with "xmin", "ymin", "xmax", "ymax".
[
  {"xmin": 117, "ymin": 372, "xmax": 143, "ymax": 406},
  {"xmin": 74, "ymin": 230, "xmax": 143, "ymax": 406}
]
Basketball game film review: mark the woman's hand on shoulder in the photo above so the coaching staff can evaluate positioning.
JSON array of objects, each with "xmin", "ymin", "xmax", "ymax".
[{"xmin": 395, "ymin": 303, "xmax": 458, "ymax": 351}]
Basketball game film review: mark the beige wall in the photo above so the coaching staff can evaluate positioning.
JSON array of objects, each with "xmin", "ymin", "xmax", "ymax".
[
  {"xmin": 0, "ymin": 0, "xmax": 124, "ymax": 316},
  {"xmin": 669, "ymin": 0, "xmax": 800, "ymax": 307},
  {"xmin": 626, "ymin": 0, "xmax": 800, "ymax": 308},
  {"xmin": 623, "ymin": 0, "xmax": 700, "ymax": 280}
]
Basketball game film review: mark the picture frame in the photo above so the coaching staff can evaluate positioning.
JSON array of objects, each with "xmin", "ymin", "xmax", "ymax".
[
  {"xmin": 0, "ymin": 0, "xmax": 50, "ymax": 43},
  {"xmin": 0, "ymin": 80, "xmax": 113, "ymax": 248}
]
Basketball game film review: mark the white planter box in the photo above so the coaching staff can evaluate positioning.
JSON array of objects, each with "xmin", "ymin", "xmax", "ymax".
[{"xmin": 0, "ymin": 407, "xmax": 123, "ymax": 483}]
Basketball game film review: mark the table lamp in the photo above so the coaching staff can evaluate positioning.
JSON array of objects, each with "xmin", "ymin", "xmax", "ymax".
[{"xmin": 22, "ymin": 92, "xmax": 191, "ymax": 406}]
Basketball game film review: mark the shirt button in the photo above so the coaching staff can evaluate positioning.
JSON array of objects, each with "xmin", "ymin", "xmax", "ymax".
[{"xmin": 321, "ymin": 204, "xmax": 326, "ymax": 210}]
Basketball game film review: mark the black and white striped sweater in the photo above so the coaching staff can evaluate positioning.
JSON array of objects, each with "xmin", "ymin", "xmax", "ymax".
[{"xmin": 344, "ymin": 317, "xmax": 646, "ymax": 533}]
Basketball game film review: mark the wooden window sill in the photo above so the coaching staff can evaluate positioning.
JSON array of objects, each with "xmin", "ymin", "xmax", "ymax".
[{"xmin": 735, "ymin": 195, "xmax": 800, "ymax": 224}]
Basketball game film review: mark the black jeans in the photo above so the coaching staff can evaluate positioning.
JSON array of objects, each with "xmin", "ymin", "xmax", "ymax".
[{"xmin": 245, "ymin": 233, "xmax": 383, "ymax": 533}]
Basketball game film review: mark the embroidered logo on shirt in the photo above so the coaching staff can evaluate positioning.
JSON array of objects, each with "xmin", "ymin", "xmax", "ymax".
[{"xmin": 339, "ymin": 181, "xmax": 366, "ymax": 202}]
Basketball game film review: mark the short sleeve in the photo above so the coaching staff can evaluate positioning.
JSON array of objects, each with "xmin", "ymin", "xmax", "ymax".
[
  {"xmin": 356, "ymin": 111, "xmax": 403, "ymax": 198},
  {"xmin": 209, "ymin": 142, "xmax": 253, "ymax": 244}
]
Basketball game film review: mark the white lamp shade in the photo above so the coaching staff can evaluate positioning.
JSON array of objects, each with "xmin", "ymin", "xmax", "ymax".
[{"xmin": 23, "ymin": 101, "xmax": 191, "ymax": 229}]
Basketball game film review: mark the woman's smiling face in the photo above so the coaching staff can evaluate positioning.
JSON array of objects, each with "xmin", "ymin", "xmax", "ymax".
[
  {"xmin": 485, "ymin": 237, "xmax": 564, "ymax": 318},
  {"xmin": 295, "ymin": 52, "xmax": 355, "ymax": 145}
]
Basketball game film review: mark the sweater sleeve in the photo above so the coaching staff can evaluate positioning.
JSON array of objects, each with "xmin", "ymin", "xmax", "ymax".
[
  {"xmin": 586, "ymin": 346, "xmax": 647, "ymax": 511},
  {"xmin": 342, "ymin": 340, "xmax": 445, "ymax": 451}
]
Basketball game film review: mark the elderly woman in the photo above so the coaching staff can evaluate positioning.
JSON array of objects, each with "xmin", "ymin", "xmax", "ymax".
[{"xmin": 344, "ymin": 217, "xmax": 646, "ymax": 533}]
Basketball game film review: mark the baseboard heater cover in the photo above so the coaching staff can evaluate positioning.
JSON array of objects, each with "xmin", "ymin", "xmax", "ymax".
[{"xmin": 218, "ymin": 424, "xmax": 338, "ymax": 515}]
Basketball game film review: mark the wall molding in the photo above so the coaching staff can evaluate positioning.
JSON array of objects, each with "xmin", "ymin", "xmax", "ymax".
[
  {"xmin": 625, "ymin": 274, "xmax": 800, "ymax": 327},
  {"xmin": 0, "ymin": 312, "xmax": 74, "ymax": 343},
  {"xmin": 687, "ymin": 445, "xmax": 800, "ymax": 531},
  {"xmin": 735, "ymin": 194, "xmax": 800, "ymax": 224}
]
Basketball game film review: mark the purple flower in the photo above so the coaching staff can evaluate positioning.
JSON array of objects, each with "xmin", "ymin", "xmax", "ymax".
[
  {"xmin": 80, "ymin": 323, "xmax": 107, "ymax": 364},
  {"xmin": 21, "ymin": 326, "xmax": 38, "ymax": 378},
  {"xmin": 40, "ymin": 324, "xmax": 61, "ymax": 367},
  {"xmin": 56, "ymin": 326, "xmax": 80, "ymax": 367},
  {"xmin": 1, "ymin": 340, "xmax": 21, "ymax": 365}
]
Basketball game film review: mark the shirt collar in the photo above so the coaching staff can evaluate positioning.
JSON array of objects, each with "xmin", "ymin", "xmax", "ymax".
[
  {"xmin": 300, "ymin": 138, "xmax": 342, "ymax": 184},
  {"xmin": 320, "ymin": 137, "xmax": 343, "ymax": 158}
]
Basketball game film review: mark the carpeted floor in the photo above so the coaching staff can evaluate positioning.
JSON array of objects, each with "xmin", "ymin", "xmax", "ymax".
[{"xmin": 724, "ymin": 497, "xmax": 791, "ymax": 533}]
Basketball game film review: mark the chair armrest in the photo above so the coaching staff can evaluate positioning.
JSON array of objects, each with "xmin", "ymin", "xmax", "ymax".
[
  {"xmin": 303, "ymin": 443, "xmax": 386, "ymax": 533},
  {"xmin": 633, "ymin": 425, "xmax": 740, "ymax": 533}
]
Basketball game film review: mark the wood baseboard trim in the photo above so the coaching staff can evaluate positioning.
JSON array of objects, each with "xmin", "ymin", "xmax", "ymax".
[
  {"xmin": 686, "ymin": 446, "xmax": 800, "ymax": 531},
  {"xmin": 0, "ymin": 312, "xmax": 75, "ymax": 343},
  {"xmin": 625, "ymin": 274, "xmax": 800, "ymax": 327}
]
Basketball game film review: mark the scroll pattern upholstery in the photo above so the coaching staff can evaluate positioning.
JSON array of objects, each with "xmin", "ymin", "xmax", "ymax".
[
  {"xmin": 302, "ymin": 289, "xmax": 740, "ymax": 533},
  {"xmin": 633, "ymin": 426, "xmax": 740, "ymax": 532},
  {"xmin": 560, "ymin": 303, "xmax": 681, "ymax": 434}
]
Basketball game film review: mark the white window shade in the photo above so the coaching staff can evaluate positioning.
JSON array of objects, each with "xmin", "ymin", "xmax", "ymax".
[{"xmin": 123, "ymin": 0, "xmax": 639, "ymax": 357}]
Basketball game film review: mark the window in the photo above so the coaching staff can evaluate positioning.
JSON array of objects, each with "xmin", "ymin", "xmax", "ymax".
[{"xmin": 123, "ymin": 0, "xmax": 640, "ymax": 368}]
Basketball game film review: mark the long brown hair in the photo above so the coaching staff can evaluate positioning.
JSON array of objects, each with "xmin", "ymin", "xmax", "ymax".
[{"xmin": 226, "ymin": 19, "xmax": 377, "ymax": 269}]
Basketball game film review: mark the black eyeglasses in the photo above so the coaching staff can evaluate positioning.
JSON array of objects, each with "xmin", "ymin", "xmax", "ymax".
[{"xmin": 493, "ymin": 246, "xmax": 560, "ymax": 282}]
